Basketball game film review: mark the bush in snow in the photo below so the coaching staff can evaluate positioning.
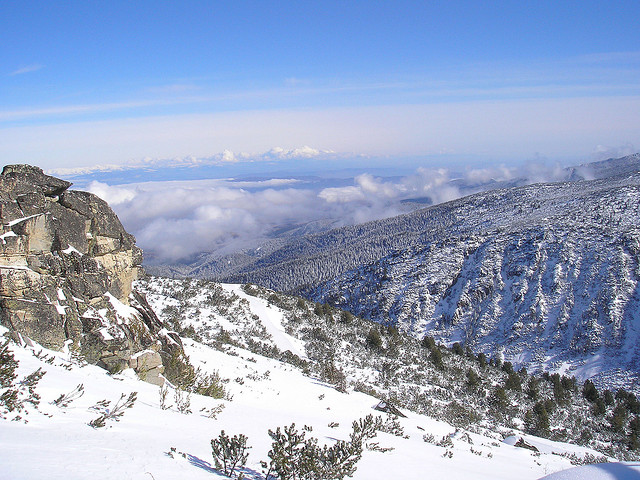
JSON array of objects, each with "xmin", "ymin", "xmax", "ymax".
[
  {"xmin": 52, "ymin": 384, "xmax": 85, "ymax": 408},
  {"xmin": 193, "ymin": 369, "xmax": 228, "ymax": 399},
  {"xmin": 379, "ymin": 415, "xmax": 406, "ymax": 437},
  {"xmin": 173, "ymin": 387, "xmax": 191, "ymax": 414},
  {"xmin": 262, "ymin": 415, "xmax": 381, "ymax": 480},
  {"xmin": 164, "ymin": 348, "xmax": 229, "ymax": 401},
  {"xmin": 88, "ymin": 392, "xmax": 137, "ymax": 428},
  {"xmin": 0, "ymin": 339, "xmax": 45, "ymax": 422},
  {"xmin": 211, "ymin": 430, "xmax": 251, "ymax": 478}
]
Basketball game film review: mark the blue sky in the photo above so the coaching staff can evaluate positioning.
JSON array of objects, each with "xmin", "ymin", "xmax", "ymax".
[{"xmin": 1, "ymin": 0, "xmax": 639, "ymax": 170}]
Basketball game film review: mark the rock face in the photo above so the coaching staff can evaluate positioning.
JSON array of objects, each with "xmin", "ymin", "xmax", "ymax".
[{"xmin": 0, "ymin": 165, "xmax": 179, "ymax": 382}]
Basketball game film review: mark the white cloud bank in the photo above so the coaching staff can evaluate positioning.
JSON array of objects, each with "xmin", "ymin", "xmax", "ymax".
[
  {"xmin": 87, "ymin": 161, "xmax": 578, "ymax": 264},
  {"xmin": 48, "ymin": 146, "xmax": 332, "ymax": 177}
]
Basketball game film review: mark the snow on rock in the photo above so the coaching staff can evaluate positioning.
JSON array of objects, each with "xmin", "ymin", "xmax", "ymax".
[
  {"xmin": 62, "ymin": 245, "xmax": 81, "ymax": 255},
  {"xmin": 6, "ymin": 213, "xmax": 44, "ymax": 227},
  {"xmin": 0, "ymin": 230, "xmax": 17, "ymax": 244},
  {"xmin": 104, "ymin": 292, "xmax": 140, "ymax": 324}
]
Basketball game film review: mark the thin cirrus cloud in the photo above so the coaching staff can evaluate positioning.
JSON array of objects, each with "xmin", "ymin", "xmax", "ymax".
[
  {"xmin": 87, "ymin": 161, "xmax": 578, "ymax": 264},
  {"xmin": 8, "ymin": 64, "xmax": 44, "ymax": 76}
]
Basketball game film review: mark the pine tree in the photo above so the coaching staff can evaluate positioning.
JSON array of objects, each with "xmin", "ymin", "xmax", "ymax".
[
  {"xmin": 365, "ymin": 328, "xmax": 383, "ymax": 350},
  {"xmin": 429, "ymin": 347, "xmax": 444, "ymax": 370},
  {"xmin": 583, "ymin": 380, "xmax": 599, "ymax": 403}
]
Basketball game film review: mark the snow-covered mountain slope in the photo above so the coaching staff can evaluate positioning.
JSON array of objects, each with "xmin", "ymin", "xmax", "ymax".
[
  {"xmin": 540, "ymin": 462, "xmax": 640, "ymax": 480},
  {"xmin": 175, "ymin": 162, "xmax": 640, "ymax": 394},
  {"xmin": 0, "ymin": 322, "xmax": 616, "ymax": 480},
  {"xmin": 135, "ymin": 277, "xmax": 640, "ymax": 461},
  {"xmin": 302, "ymin": 172, "xmax": 640, "ymax": 393}
]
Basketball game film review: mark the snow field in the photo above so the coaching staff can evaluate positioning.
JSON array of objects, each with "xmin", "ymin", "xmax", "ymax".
[{"xmin": 0, "ymin": 327, "xmax": 597, "ymax": 480}]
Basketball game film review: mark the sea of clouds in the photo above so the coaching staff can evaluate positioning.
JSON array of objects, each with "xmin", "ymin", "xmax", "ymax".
[{"xmin": 86, "ymin": 161, "xmax": 575, "ymax": 265}]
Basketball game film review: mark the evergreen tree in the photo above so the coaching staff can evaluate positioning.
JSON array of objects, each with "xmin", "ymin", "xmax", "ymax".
[
  {"xmin": 505, "ymin": 371, "xmax": 522, "ymax": 391},
  {"xmin": 466, "ymin": 369, "xmax": 480, "ymax": 389},
  {"xmin": 365, "ymin": 328, "xmax": 383, "ymax": 350},
  {"xmin": 477, "ymin": 352, "xmax": 487, "ymax": 368},
  {"xmin": 421, "ymin": 335, "xmax": 435, "ymax": 351},
  {"xmin": 526, "ymin": 378, "xmax": 540, "ymax": 400},
  {"xmin": 583, "ymin": 380, "xmax": 599, "ymax": 403},
  {"xmin": 610, "ymin": 404, "xmax": 628, "ymax": 433},
  {"xmin": 532, "ymin": 402, "xmax": 550, "ymax": 435},
  {"xmin": 429, "ymin": 347, "xmax": 444, "ymax": 370}
]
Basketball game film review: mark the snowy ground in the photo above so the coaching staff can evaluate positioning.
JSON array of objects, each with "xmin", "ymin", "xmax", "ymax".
[
  {"xmin": 539, "ymin": 462, "xmax": 640, "ymax": 480},
  {"xmin": 0, "ymin": 321, "xmax": 613, "ymax": 480}
]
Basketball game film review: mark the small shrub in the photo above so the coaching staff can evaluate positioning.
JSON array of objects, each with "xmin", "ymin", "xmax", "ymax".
[
  {"xmin": 194, "ymin": 369, "xmax": 228, "ymax": 399},
  {"xmin": 211, "ymin": 430, "xmax": 251, "ymax": 478},
  {"xmin": 0, "ymin": 340, "xmax": 46, "ymax": 421},
  {"xmin": 422, "ymin": 433, "xmax": 436, "ymax": 443},
  {"xmin": 173, "ymin": 387, "xmax": 191, "ymax": 414},
  {"xmin": 159, "ymin": 383, "xmax": 171, "ymax": 410},
  {"xmin": 163, "ymin": 349, "xmax": 196, "ymax": 390},
  {"xmin": 319, "ymin": 361, "xmax": 347, "ymax": 393},
  {"xmin": 201, "ymin": 403, "xmax": 225, "ymax": 419},
  {"xmin": 263, "ymin": 416, "xmax": 381, "ymax": 480},
  {"xmin": 379, "ymin": 415, "xmax": 406, "ymax": 437},
  {"xmin": 52, "ymin": 384, "xmax": 85, "ymax": 408},
  {"xmin": 88, "ymin": 392, "xmax": 137, "ymax": 428}
]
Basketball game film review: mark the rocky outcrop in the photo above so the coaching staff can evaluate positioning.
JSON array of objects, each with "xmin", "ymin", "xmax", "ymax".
[{"xmin": 0, "ymin": 165, "xmax": 179, "ymax": 382}]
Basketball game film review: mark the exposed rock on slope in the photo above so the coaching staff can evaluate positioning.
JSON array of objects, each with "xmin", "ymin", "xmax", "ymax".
[{"xmin": 0, "ymin": 165, "xmax": 179, "ymax": 382}]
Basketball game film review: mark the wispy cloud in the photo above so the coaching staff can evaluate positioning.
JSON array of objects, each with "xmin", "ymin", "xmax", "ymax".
[
  {"xmin": 0, "ymin": 97, "xmax": 206, "ymax": 122},
  {"xmin": 573, "ymin": 51, "xmax": 640, "ymax": 65},
  {"xmin": 9, "ymin": 64, "xmax": 44, "ymax": 76},
  {"xmin": 4, "ymin": 51, "xmax": 639, "ymax": 125},
  {"xmin": 146, "ymin": 83, "xmax": 201, "ymax": 94}
]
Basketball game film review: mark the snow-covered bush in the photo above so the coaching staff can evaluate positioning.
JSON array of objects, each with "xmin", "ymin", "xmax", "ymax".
[{"xmin": 52, "ymin": 384, "xmax": 85, "ymax": 408}]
